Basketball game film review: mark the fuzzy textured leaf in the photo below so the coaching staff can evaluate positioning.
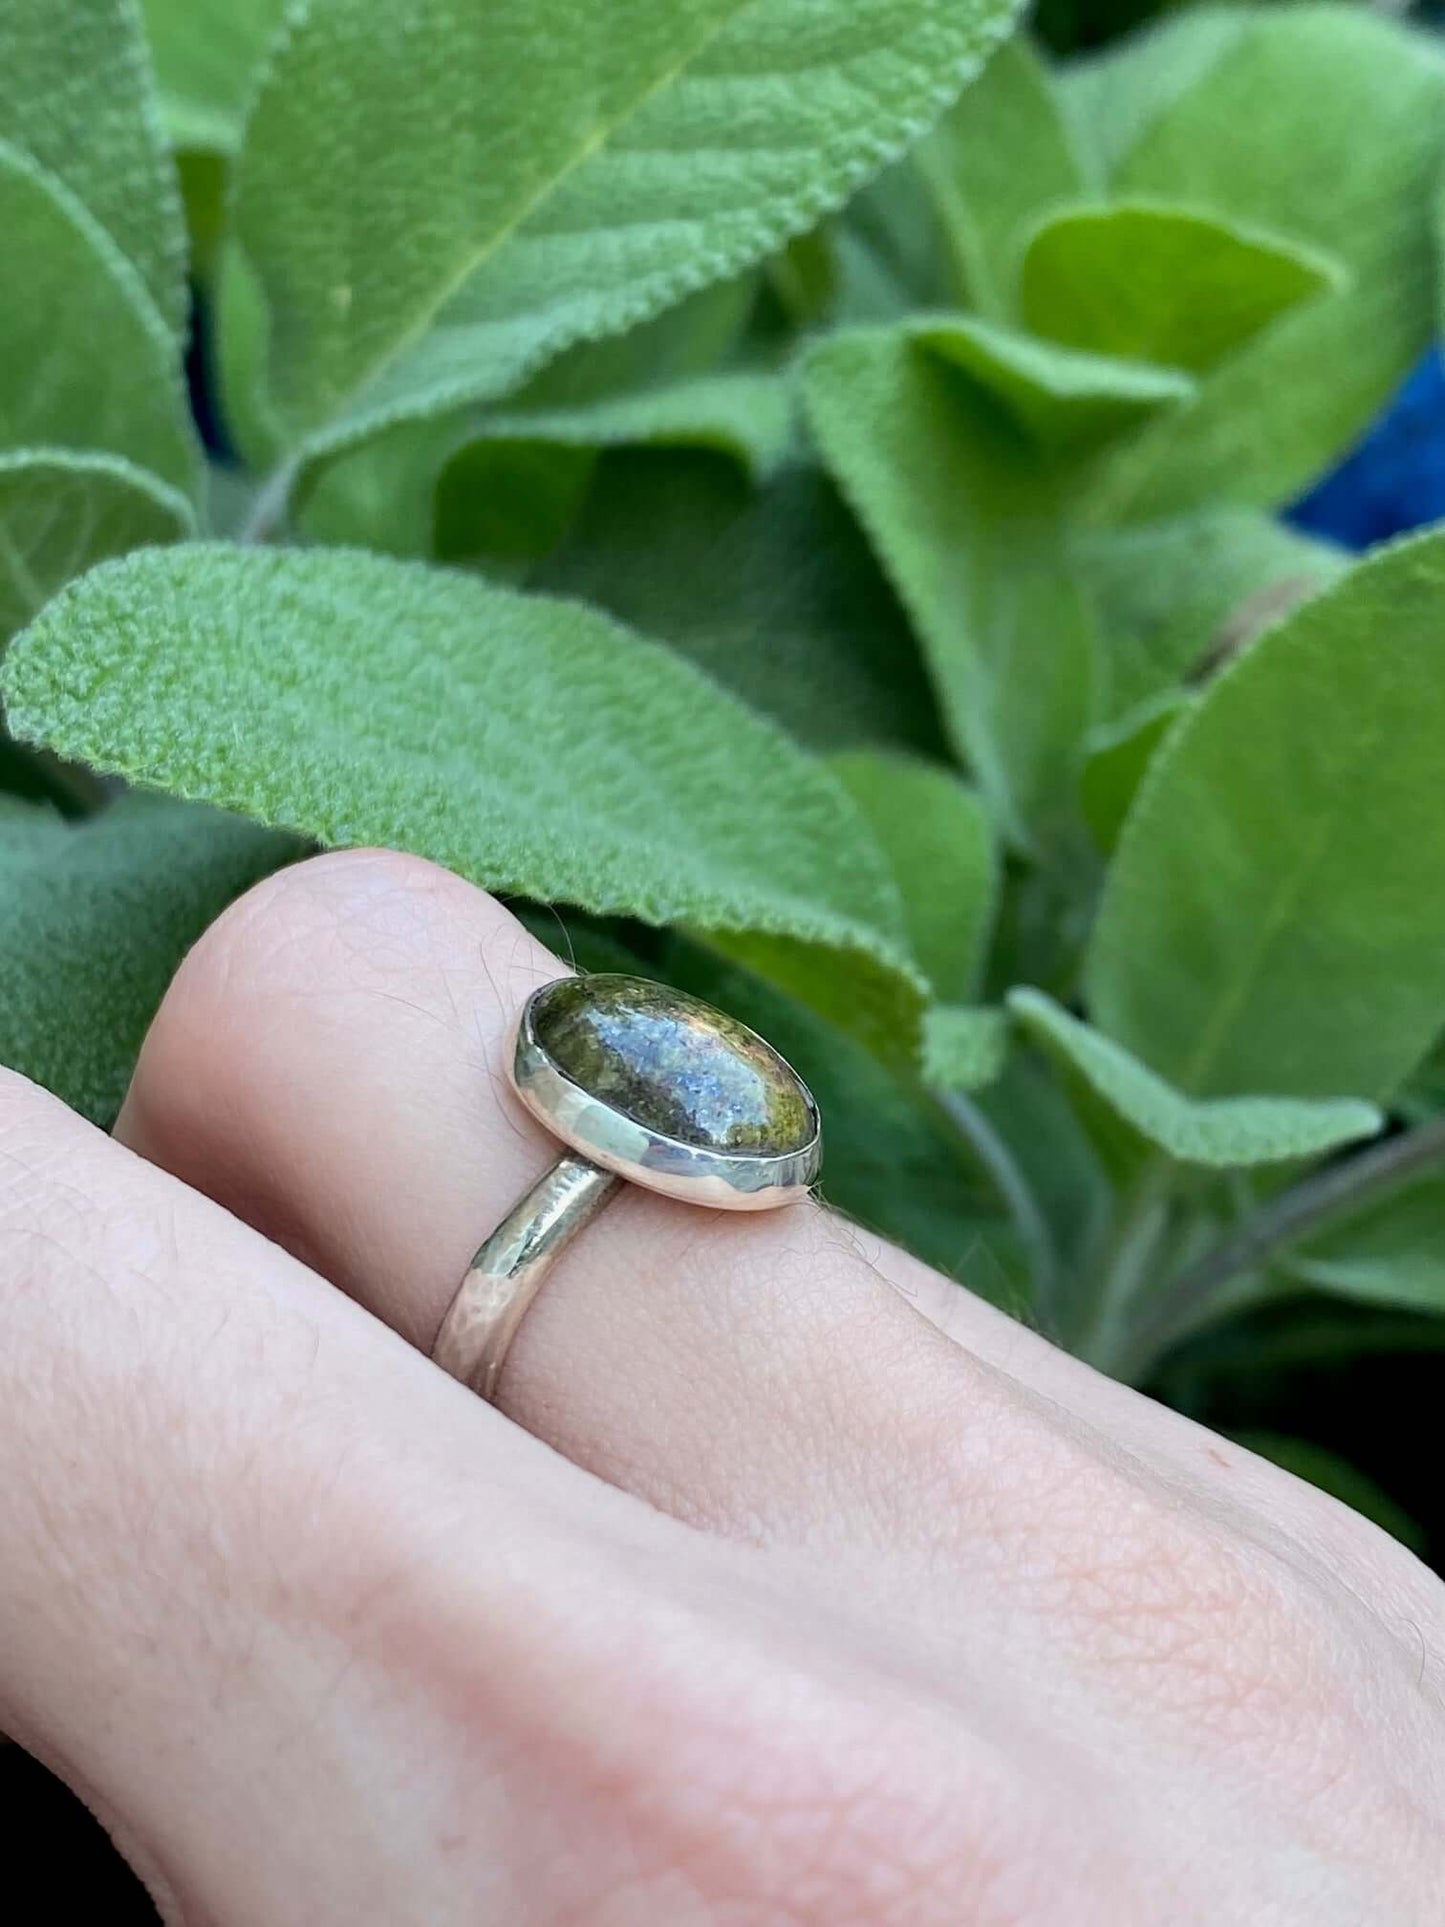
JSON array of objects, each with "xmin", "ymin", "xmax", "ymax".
[
  {"xmin": 1009, "ymin": 989, "xmax": 1381, "ymax": 1168},
  {"xmin": 1073, "ymin": 507, "xmax": 1347, "ymax": 722},
  {"xmin": 536, "ymin": 451, "xmax": 946, "ymax": 756},
  {"xmin": 2, "ymin": 544, "xmax": 921, "ymax": 1040},
  {"xmin": 913, "ymin": 314, "xmax": 1193, "ymax": 453},
  {"xmin": 0, "ymin": 794, "xmax": 296, "ymax": 1122},
  {"xmin": 0, "ymin": 0, "xmax": 187, "ymax": 335},
  {"xmin": 0, "ymin": 450, "xmax": 193, "ymax": 645},
  {"xmin": 804, "ymin": 324, "xmax": 1093, "ymax": 846},
  {"xmin": 1088, "ymin": 529, "xmax": 1445, "ymax": 1103},
  {"xmin": 829, "ymin": 750, "xmax": 996, "ymax": 1001},
  {"xmin": 1019, "ymin": 201, "xmax": 1340, "ymax": 375},
  {"xmin": 915, "ymin": 33, "xmax": 1089, "ymax": 318},
  {"xmin": 234, "ymin": 0, "xmax": 1024, "ymax": 459},
  {"xmin": 0, "ymin": 142, "xmax": 197, "ymax": 492},
  {"xmin": 922, "ymin": 1003, "xmax": 1010, "ymax": 1093},
  {"xmin": 140, "ymin": 0, "xmax": 285, "ymax": 152},
  {"xmin": 1086, "ymin": 6, "xmax": 1445, "ymax": 517},
  {"xmin": 296, "ymin": 277, "xmax": 764, "ymax": 554},
  {"xmin": 1060, "ymin": 7, "xmax": 1249, "ymax": 183},
  {"xmin": 1079, "ymin": 691, "xmax": 1188, "ymax": 857},
  {"xmin": 304, "ymin": 368, "xmax": 794, "ymax": 559}
]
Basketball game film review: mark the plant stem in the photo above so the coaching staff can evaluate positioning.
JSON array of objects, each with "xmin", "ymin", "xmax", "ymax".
[
  {"xmin": 238, "ymin": 459, "xmax": 297, "ymax": 546},
  {"xmin": 1075, "ymin": 1155, "xmax": 1174, "ymax": 1368},
  {"xmin": 1121, "ymin": 1113, "xmax": 1445, "ymax": 1377},
  {"xmin": 934, "ymin": 1088, "xmax": 1061, "ymax": 1327}
]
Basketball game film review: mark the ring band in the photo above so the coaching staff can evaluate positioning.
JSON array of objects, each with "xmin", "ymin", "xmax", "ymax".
[{"xmin": 431, "ymin": 974, "xmax": 822, "ymax": 1403}]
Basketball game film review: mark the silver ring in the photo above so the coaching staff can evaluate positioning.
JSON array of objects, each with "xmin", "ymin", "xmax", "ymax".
[{"xmin": 431, "ymin": 974, "xmax": 822, "ymax": 1403}]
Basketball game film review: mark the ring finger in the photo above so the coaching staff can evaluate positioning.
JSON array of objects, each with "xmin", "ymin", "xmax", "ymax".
[{"xmin": 115, "ymin": 848, "xmax": 1310, "ymax": 1581}]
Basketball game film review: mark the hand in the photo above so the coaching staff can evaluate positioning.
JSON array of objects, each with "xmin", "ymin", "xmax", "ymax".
[{"xmin": 2, "ymin": 850, "xmax": 1441, "ymax": 1925}]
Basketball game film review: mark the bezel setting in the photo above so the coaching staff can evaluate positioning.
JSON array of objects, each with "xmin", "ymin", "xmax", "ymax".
[{"xmin": 510, "ymin": 978, "xmax": 822, "ymax": 1210}]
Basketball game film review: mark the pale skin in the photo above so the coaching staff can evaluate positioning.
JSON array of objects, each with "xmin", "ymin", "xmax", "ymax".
[{"xmin": 1, "ymin": 850, "xmax": 1442, "ymax": 1924}]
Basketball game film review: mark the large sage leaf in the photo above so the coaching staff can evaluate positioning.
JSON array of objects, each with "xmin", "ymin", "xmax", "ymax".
[
  {"xmin": 0, "ymin": 794, "xmax": 296, "ymax": 1122},
  {"xmin": 0, "ymin": 0, "xmax": 187, "ymax": 337},
  {"xmin": 1019, "ymin": 201, "xmax": 1340, "ymax": 375},
  {"xmin": 1079, "ymin": 692, "xmax": 1189, "ymax": 858},
  {"xmin": 0, "ymin": 142, "xmax": 197, "ymax": 492},
  {"xmin": 536, "ymin": 451, "xmax": 946, "ymax": 757},
  {"xmin": 297, "ymin": 278, "xmax": 767, "ymax": 555},
  {"xmin": 804, "ymin": 324, "xmax": 1093, "ymax": 847},
  {"xmin": 0, "ymin": 451, "xmax": 193, "ymax": 646},
  {"xmin": 304, "ymin": 367, "xmax": 794, "ymax": 558},
  {"xmin": 233, "ymin": 0, "xmax": 1023, "ymax": 460},
  {"xmin": 1061, "ymin": 7, "xmax": 1250, "ymax": 183},
  {"xmin": 1085, "ymin": 6, "xmax": 1445, "ymax": 518},
  {"xmin": 2, "ymin": 544, "xmax": 921, "ymax": 1042},
  {"xmin": 914, "ymin": 32, "xmax": 1089, "ymax": 319},
  {"xmin": 1009, "ymin": 989, "xmax": 1380, "ymax": 1169},
  {"xmin": 1087, "ymin": 529, "xmax": 1445, "ymax": 1103},
  {"xmin": 829, "ymin": 750, "xmax": 996, "ymax": 1001}
]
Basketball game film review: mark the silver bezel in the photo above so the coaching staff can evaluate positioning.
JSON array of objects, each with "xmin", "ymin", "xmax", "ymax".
[{"xmin": 510, "ymin": 983, "xmax": 822, "ymax": 1210}]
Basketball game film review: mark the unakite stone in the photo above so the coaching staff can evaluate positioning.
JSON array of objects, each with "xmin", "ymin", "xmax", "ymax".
[{"xmin": 530, "ymin": 974, "xmax": 816, "ymax": 1154}]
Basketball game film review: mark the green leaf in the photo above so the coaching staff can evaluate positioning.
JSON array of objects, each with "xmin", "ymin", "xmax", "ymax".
[
  {"xmin": 765, "ymin": 227, "xmax": 839, "ymax": 329},
  {"xmin": 1073, "ymin": 506, "xmax": 1347, "ymax": 722},
  {"xmin": 828, "ymin": 749, "xmax": 997, "ymax": 1000},
  {"xmin": 0, "ymin": 794, "xmax": 297, "ymax": 1123},
  {"xmin": 0, "ymin": 450, "xmax": 193, "ymax": 646},
  {"xmin": 832, "ymin": 156, "xmax": 958, "ymax": 320},
  {"xmin": 1019, "ymin": 201, "xmax": 1341, "ymax": 375},
  {"xmin": 483, "ymin": 371, "xmax": 795, "ymax": 482},
  {"xmin": 2, "ymin": 543, "xmax": 924, "ymax": 1048},
  {"xmin": 304, "ymin": 367, "xmax": 794, "ymax": 559},
  {"xmin": 1283, "ymin": 1178, "xmax": 1445, "ymax": 1319},
  {"xmin": 1061, "ymin": 8, "xmax": 1249, "ymax": 180},
  {"xmin": 535, "ymin": 450, "xmax": 947, "ymax": 758},
  {"xmin": 139, "ymin": 0, "xmax": 285, "ymax": 153},
  {"xmin": 803, "ymin": 324, "xmax": 1094, "ymax": 847},
  {"xmin": 1008, "ymin": 988, "xmax": 1381, "ymax": 1168},
  {"xmin": 921, "ymin": 1003, "xmax": 1009, "ymax": 1093},
  {"xmin": 233, "ymin": 0, "xmax": 1024, "ymax": 459},
  {"xmin": 971, "ymin": 1043, "xmax": 1113, "ymax": 1285},
  {"xmin": 912, "ymin": 313, "xmax": 1193, "ymax": 453},
  {"xmin": 0, "ymin": 0, "xmax": 187, "ymax": 336},
  {"xmin": 432, "ymin": 443, "xmax": 596, "ymax": 574},
  {"xmin": 1087, "ymin": 530, "xmax": 1445, "ymax": 1103},
  {"xmin": 1230, "ymin": 1432, "xmax": 1427, "ymax": 1555},
  {"xmin": 1085, "ymin": 6, "xmax": 1445, "ymax": 517},
  {"xmin": 1079, "ymin": 690, "xmax": 1189, "ymax": 858},
  {"xmin": 914, "ymin": 31, "xmax": 1089, "ymax": 318},
  {"xmin": 0, "ymin": 142, "xmax": 197, "ymax": 493},
  {"xmin": 296, "ymin": 276, "xmax": 766, "ymax": 555}
]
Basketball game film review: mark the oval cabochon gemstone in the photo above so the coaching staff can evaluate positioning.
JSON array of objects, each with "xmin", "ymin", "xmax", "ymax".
[{"xmin": 529, "ymin": 975, "xmax": 816, "ymax": 1156}]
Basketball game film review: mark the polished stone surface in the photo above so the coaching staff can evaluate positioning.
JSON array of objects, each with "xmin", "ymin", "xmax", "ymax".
[{"xmin": 530, "ymin": 975, "xmax": 815, "ymax": 1155}]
